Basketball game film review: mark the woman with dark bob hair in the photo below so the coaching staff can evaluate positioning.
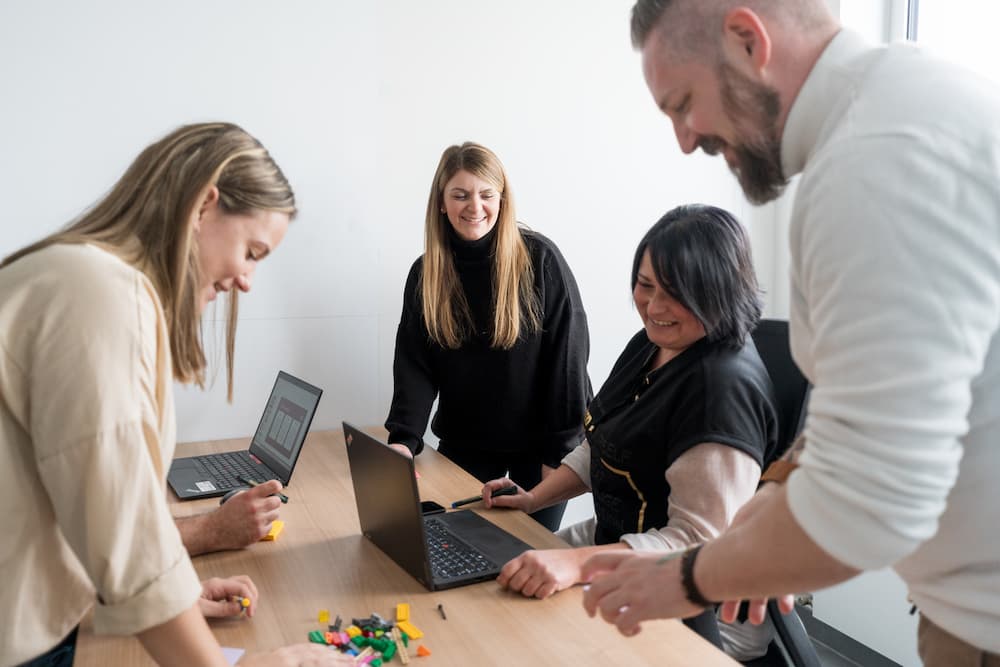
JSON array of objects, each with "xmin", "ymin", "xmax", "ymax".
[{"xmin": 481, "ymin": 204, "xmax": 778, "ymax": 651}]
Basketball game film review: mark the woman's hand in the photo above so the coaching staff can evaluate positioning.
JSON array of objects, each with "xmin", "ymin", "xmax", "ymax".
[
  {"xmin": 497, "ymin": 548, "xmax": 587, "ymax": 598},
  {"xmin": 238, "ymin": 644, "xmax": 355, "ymax": 666},
  {"xmin": 481, "ymin": 477, "xmax": 534, "ymax": 513},
  {"xmin": 199, "ymin": 575, "xmax": 258, "ymax": 618},
  {"xmin": 388, "ymin": 443, "xmax": 413, "ymax": 459},
  {"xmin": 211, "ymin": 482, "xmax": 283, "ymax": 549}
]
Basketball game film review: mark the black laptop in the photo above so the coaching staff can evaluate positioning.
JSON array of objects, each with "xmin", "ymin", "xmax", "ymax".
[
  {"xmin": 167, "ymin": 371, "xmax": 323, "ymax": 500},
  {"xmin": 342, "ymin": 422, "xmax": 534, "ymax": 590}
]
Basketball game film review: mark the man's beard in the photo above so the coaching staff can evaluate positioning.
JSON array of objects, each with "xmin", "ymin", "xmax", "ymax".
[{"xmin": 701, "ymin": 62, "xmax": 787, "ymax": 205}]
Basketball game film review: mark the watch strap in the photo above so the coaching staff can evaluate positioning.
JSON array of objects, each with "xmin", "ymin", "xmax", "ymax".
[{"xmin": 681, "ymin": 544, "xmax": 718, "ymax": 609}]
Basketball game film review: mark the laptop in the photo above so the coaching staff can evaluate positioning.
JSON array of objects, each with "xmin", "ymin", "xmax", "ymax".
[
  {"xmin": 342, "ymin": 422, "xmax": 534, "ymax": 590},
  {"xmin": 167, "ymin": 371, "xmax": 323, "ymax": 500}
]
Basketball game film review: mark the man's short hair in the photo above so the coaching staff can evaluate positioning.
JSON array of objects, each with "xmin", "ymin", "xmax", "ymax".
[
  {"xmin": 630, "ymin": 0, "xmax": 721, "ymax": 55},
  {"xmin": 630, "ymin": 0, "xmax": 831, "ymax": 53}
]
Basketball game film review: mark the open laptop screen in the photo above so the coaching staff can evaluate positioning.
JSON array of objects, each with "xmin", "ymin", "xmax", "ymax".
[{"xmin": 248, "ymin": 371, "xmax": 322, "ymax": 483}]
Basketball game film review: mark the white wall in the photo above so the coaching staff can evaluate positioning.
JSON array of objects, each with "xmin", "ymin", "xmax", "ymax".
[
  {"xmin": 0, "ymin": 0, "xmax": 751, "ymax": 443},
  {"xmin": 1, "ymin": 1, "xmax": 757, "ymax": 528}
]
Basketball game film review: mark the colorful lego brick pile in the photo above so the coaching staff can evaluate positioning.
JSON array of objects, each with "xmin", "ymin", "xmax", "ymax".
[{"xmin": 308, "ymin": 603, "xmax": 431, "ymax": 664}]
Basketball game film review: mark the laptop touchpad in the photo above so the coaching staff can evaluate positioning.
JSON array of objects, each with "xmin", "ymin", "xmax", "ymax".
[{"xmin": 440, "ymin": 511, "xmax": 532, "ymax": 564}]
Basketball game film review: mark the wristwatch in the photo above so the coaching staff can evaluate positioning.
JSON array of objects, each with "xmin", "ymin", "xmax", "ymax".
[{"xmin": 681, "ymin": 544, "xmax": 718, "ymax": 609}]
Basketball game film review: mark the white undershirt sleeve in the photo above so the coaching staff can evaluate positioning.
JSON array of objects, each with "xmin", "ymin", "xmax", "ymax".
[{"xmin": 621, "ymin": 442, "xmax": 760, "ymax": 552}]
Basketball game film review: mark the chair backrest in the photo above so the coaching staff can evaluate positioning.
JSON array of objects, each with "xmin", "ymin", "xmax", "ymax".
[
  {"xmin": 767, "ymin": 600, "xmax": 823, "ymax": 667},
  {"xmin": 750, "ymin": 320, "xmax": 822, "ymax": 667},
  {"xmin": 751, "ymin": 319, "xmax": 810, "ymax": 459}
]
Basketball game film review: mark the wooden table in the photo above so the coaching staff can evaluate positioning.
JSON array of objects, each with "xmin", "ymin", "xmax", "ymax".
[{"xmin": 76, "ymin": 428, "xmax": 735, "ymax": 665}]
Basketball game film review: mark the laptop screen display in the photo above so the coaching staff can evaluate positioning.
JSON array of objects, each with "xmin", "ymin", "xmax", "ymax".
[{"xmin": 248, "ymin": 371, "xmax": 322, "ymax": 481}]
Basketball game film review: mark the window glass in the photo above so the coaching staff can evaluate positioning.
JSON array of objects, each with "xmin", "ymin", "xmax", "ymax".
[{"xmin": 916, "ymin": 1, "xmax": 1000, "ymax": 83}]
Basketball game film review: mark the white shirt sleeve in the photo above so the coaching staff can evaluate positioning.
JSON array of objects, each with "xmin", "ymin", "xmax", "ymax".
[
  {"xmin": 786, "ymin": 134, "xmax": 1000, "ymax": 569},
  {"xmin": 560, "ymin": 438, "xmax": 592, "ymax": 489},
  {"xmin": 621, "ymin": 442, "xmax": 760, "ymax": 552}
]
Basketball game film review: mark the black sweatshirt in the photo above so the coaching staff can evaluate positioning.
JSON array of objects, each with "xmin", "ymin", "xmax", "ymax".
[{"xmin": 385, "ymin": 226, "xmax": 592, "ymax": 468}]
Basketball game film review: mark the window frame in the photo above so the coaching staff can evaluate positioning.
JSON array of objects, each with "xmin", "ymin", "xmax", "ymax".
[{"xmin": 906, "ymin": 0, "xmax": 920, "ymax": 40}]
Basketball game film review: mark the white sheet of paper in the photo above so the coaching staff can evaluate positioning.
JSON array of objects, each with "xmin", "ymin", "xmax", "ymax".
[{"xmin": 221, "ymin": 647, "xmax": 245, "ymax": 665}]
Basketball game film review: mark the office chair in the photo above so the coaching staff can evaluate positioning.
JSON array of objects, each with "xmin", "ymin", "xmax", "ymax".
[
  {"xmin": 747, "ymin": 319, "xmax": 821, "ymax": 667},
  {"xmin": 751, "ymin": 319, "xmax": 809, "ymax": 460}
]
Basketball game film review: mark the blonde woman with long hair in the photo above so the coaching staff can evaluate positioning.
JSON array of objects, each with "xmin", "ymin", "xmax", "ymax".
[
  {"xmin": 386, "ymin": 142, "xmax": 591, "ymax": 531},
  {"xmin": 0, "ymin": 123, "xmax": 350, "ymax": 666}
]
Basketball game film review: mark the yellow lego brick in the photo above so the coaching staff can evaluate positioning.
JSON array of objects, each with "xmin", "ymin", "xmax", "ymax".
[
  {"xmin": 317, "ymin": 609, "xmax": 330, "ymax": 625},
  {"xmin": 396, "ymin": 602, "xmax": 410, "ymax": 622},
  {"xmin": 260, "ymin": 520, "xmax": 284, "ymax": 541},
  {"xmin": 345, "ymin": 625, "xmax": 362, "ymax": 638},
  {"xmin": 396, "ymin": 620, "xmax": 423, "ymax": 639}
]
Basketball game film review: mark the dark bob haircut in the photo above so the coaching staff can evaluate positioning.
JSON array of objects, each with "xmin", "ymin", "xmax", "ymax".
[{"xmin": 631, "ymin": 204, "xmax": 762, "ymax": 348}]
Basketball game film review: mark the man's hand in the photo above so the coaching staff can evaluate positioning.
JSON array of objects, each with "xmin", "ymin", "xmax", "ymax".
[
  {"xmin": 581, "ymin": 484, "xmax": 800, "ymax": 636},
  {"xmin": 481, "ymin": 477, "xmax": 534, "ymax": 512},
  {"xmin": 177, "ymin": 481, "xmax": 282, "ymax": 555},
  {"xmin": 710, "ymin": 483, "xmax": 795, "ymax": 625},
  {"xmin": 497, "ymin": 548, "xmax": 587, "ymax": 599},
  {"xmin": 199, "ymin": 575, "xmax": 258, "ymax": 618},
  {"xmin": 580, "ymin": 549, "xmax": 704, "ymax": 637},
  {"xmin": 719, "ymin": 595, "xmax": 795, "ymax": 626}
]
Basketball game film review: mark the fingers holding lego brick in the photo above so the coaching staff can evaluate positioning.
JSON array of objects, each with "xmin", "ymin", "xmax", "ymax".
[
  {"xmin": 211, "ymin": 483, "xmax": 283, "ymax": 548},
  {"xmin": 199, "ymin": 575, "xmax": 258, "ymax": 618}
]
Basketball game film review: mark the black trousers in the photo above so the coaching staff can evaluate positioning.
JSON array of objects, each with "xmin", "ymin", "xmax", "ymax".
[
  {"xmin": 18, "ymin": 626, "xmax": 78, "ymax": 667},
  {"xmin": 437, "ymin": 442, "xmax": 567, "ymax": 531}
]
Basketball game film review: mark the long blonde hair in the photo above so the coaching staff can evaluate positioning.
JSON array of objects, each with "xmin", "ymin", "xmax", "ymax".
[
  {"xmin": 2, "ymin": 122, "xmax": 296, "ymax": 399},
  {"xmin": 421, "ymin": 142, "xmax": 540, "ymax": 350}
]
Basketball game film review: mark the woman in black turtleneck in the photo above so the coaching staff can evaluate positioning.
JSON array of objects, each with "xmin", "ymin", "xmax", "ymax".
[{"xmin": 384, "ymin": 142, "xmax": 592, "ymax": 531}]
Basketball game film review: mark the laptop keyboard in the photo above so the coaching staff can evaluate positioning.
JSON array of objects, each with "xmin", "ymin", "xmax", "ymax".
[
  {"xmin": 197, "ymin": 451, "xmax": 277, "ymax": 490},
  {"xmin": 424, "ymin": 517, "xmax": 497, "ymax": 580}
]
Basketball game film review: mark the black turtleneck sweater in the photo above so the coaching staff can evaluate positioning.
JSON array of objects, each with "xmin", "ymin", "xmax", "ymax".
[{"xmin": 385, "ymin": 226, "xmax": 592, "ymax": 467}]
